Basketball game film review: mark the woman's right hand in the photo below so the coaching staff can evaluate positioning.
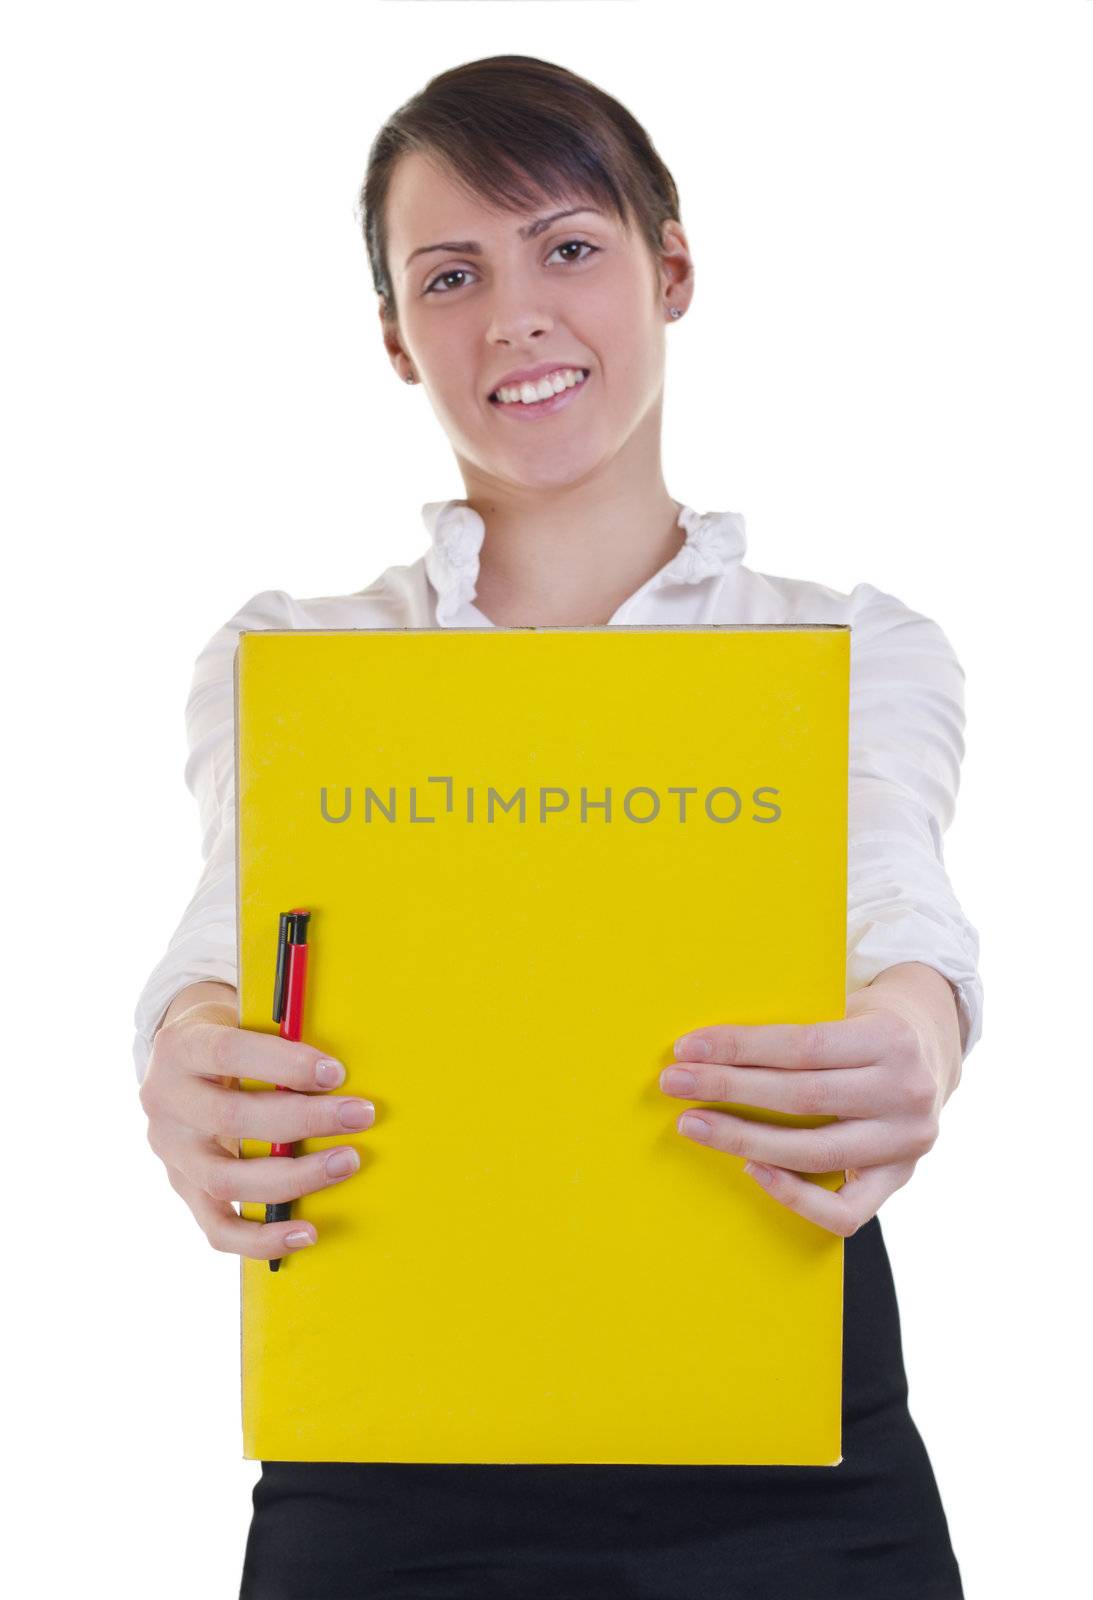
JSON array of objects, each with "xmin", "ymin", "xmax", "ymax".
[{"xmin": 139, "ymin": 991, "xmax": 376, "ymax": 1260}]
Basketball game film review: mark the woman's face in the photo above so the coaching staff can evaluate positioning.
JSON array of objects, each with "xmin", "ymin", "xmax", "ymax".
[{"xmin": 381, "ymin": 150, "xmax": 691, "ymax": 493}]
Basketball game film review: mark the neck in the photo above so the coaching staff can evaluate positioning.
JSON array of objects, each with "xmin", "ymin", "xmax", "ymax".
[{"xmin": 455, "ymin": 420, "xmax": 683, "ymax": 627}]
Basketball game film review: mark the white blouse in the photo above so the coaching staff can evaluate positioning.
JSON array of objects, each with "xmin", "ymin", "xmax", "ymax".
[{"xmin": 132, "ymin": 499, "xmax": 984, "ymax": 1083}]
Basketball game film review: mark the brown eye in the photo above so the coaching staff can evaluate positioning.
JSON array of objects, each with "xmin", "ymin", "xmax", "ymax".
[
  {"xmin": 425, "ymin": 269, "xmax": 472, "ymax": 295},
  {"xmin": 548, "ymin": 239, "xmax": 599, "ymax": 267}
]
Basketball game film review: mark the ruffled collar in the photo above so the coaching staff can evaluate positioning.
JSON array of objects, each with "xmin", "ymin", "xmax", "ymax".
[{"xmin": 421, "ymin": 499, "xmax": 747, "ymax": 626}]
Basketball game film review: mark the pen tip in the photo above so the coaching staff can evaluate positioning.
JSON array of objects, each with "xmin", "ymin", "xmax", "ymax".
[{"xmin": 270, "ymin": 1257, "xmax": 282, "ymax": 1273}]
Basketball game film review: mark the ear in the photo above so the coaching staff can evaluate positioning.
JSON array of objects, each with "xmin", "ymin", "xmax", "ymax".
[
  {"xmin": 657, "ymin": 220, "xmax": 695, "ymax": 316},
  {"xmin": 377, "ymin": 299, "xmax": 412, "ymax": 383}
]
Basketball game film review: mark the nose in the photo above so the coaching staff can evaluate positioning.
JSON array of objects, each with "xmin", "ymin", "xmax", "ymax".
[{"xmin": 486, "ymin": 307, "xmax": 555, "ymax": 347}]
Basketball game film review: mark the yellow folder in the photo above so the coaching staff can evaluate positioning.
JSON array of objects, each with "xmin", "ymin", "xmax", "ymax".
[{"xmin": 236, "ymin": 625, "xmax": 850, "ymax": 1466}]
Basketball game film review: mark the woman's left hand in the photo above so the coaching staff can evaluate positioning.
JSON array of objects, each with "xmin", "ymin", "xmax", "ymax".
[{"xmin": 659, "ymin": 961, "xmax": 964, "ymax": 1237}]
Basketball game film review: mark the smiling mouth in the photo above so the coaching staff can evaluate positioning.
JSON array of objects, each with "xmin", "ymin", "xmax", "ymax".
[{"xmin": 488, "ymin": 369, "xmax": 591, "ymax": 406}]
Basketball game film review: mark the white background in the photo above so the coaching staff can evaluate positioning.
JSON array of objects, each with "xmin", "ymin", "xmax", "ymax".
[{"xmin": 4, "ymin": 2, "xmax": 1089, "ymax": 1595}]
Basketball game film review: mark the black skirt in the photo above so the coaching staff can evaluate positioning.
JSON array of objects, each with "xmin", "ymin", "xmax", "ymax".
[{"xmin": 239, "ymin": 1215, "xmax": 963, "ymax": 1599}]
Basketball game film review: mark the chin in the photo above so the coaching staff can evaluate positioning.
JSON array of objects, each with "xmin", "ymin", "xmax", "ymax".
[
  {"xmin": 501, "ymin": 454, "xmax": 608, "ymax": 494},
  {"xmin": 497, "ymin": 425, "xmax": 616, "ymax": 484}
]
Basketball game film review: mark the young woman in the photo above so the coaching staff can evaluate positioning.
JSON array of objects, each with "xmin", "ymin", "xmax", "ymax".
[{"xmin": 135, "ymin": 55, "xmax": 981, "ymax": 1600}]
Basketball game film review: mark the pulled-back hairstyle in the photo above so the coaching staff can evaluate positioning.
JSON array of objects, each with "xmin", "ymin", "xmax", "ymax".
[{"xmin": 358, "ymin": 55, "xmax": 682, "ymax": 329}]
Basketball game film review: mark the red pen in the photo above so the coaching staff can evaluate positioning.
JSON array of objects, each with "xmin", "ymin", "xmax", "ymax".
[{"xmin": 267, "ymin": 908, "xmax": 310, "ymax": 1271}]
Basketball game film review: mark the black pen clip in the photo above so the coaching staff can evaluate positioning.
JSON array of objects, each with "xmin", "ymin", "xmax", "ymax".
[
  {"xmin": 273, "ymin": 909, "xmax": 311, "ymax": 1023},
  {"xmin": 273, "ymin": 911, "xmax": 291, "ymax": 1024}
]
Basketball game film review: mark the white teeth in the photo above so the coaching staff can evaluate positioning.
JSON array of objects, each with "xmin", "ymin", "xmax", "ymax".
[{"xmin": 493, "ymin": 368, "xmax": 587, "ymax": 405}]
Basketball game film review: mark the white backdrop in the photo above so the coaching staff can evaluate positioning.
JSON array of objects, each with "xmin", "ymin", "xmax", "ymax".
[{"xmin": 4, "ymin": 2, "xmax": 1089, "ymax": 1595}]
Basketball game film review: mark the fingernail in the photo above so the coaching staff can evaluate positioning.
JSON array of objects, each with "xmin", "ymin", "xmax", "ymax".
[
  {"xmin": 315, "ymin": 1058, "xmax": 345, "ymax": 1088},
  {"xmin": 660, "ymin": 1067, "xmax": 697, "ymax": 1094},
  {"xmin": 679, "ymin": 1114, "xmax": 711, "ymax": 1141},
  {"xmin": 284, "ymin": 1229, "xmax": 315, "ymax": 1249},
  {"xmin": 675, "ymin": 1035, "xmax": 711, "ymax": 1060},
  {"xmin": 338, "ymin": 1098, "xmax": 375, "ymax": 1129},
  {"xmin": 745, "ymin": 1161, "xmax": 774, "ymax": 1186},
  {"xmin": 325, "ymin": 1148, "xmax": 360, "ymax": 1180}
]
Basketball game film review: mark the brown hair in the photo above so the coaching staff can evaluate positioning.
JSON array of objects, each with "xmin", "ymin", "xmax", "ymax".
[{"xmin": 358, "ymin": 54, "xmax": 682, "ymax": 330}]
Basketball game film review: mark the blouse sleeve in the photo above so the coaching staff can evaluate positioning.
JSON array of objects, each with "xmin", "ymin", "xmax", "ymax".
[
  {"xmin": 845, "ymin": 582, "xmax": 984, "ymax": 1060},
  {"xmin": 131, "ymin": 589, "xmax": 296, "ymax": 1084}
]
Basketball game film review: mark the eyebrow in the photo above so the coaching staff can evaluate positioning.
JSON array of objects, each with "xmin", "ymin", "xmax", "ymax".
[{"xmin": 404, "ymin": 208, "xmax": 606, "ymax": 271}]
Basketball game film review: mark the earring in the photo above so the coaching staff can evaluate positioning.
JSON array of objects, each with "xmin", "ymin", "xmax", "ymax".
[
  {"xmin": 405, "ymin": 372, "xmax": 415, "ymax": 384},
  {"xmin": 668, "ymin": 307, "xmax": 681, "ymax": 319}
]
